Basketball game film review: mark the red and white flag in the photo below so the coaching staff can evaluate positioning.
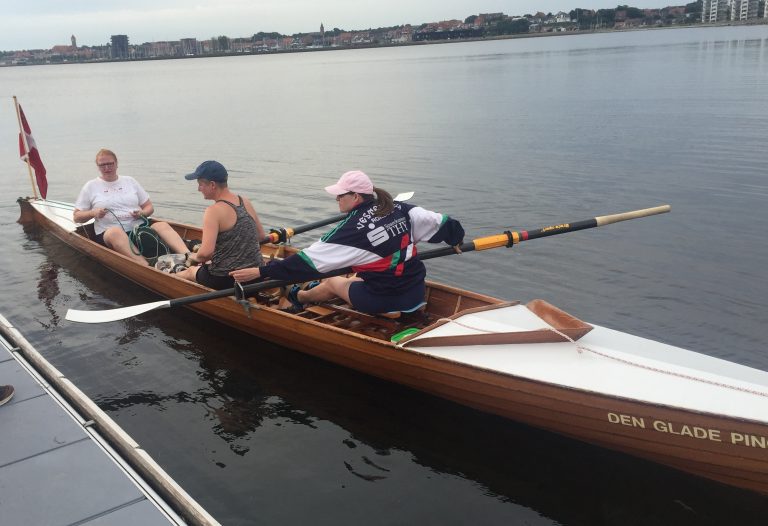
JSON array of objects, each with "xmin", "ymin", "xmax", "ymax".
[{"xmin": 18, "ymin": 104, "xmax": 48, "ymax": 199}]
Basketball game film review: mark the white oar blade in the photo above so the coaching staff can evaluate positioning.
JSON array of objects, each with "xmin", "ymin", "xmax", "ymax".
[
  {"xmin": 394, "ymin": 191, "xmax": 414, "ymax": 202},
  {"xmin": 65, "ymin": 300, "xmax": 172, "ymax": 324}
]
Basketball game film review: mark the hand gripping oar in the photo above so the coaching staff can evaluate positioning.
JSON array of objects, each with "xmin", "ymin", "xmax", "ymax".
[
  {"xmin": 262, "ymin": 191, "xmax": 414, "ymax": 244},
  {"xmin": 65, "ymin": 204, "xmax": 670, "ymax": 323}
]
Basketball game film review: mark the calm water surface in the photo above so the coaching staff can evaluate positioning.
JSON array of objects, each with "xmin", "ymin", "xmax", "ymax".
[{"xmin": 1, "ymin": 26, "xmax": 768, "ymax": 525}]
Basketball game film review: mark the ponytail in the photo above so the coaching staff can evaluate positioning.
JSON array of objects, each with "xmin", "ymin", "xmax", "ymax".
[
  {"xmin": 372, "ymin": 187, "xmax": 393, "ymax": 217},
  {"xmin": 357, "ymin": 186, "xmax": 394, "ymax": 217}
]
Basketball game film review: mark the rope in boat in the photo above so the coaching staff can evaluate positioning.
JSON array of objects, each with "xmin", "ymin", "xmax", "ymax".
[
  {"xmin": 34, "ymin": 199, "xmax": 77, "ymax": 211},
  {"xmin": 548, "ymin": 326, "xmax": 768, "ymax": 399},
  {"xmin": 434, "ymin": 317, "xmax": 498, "ymax": 333},
  {"xmin": 425, "ymin": 316, "xmax": 768, "ymax": 399},
  {"xmin": 105, "ymin": 210, "xmax": 170, "ymax": 259},
  {"xmin": 35, "ymin": 199, "xmax": 172, "ymax": 261}
]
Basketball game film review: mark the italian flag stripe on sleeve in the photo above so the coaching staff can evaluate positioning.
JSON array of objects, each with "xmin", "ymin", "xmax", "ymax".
[{"xmin": 297, "ymin": 251, "xmax": 319, "ymax": 271}]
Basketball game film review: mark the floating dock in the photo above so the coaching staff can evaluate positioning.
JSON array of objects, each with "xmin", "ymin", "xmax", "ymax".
[{"xmin": 0, "ymin": 314, "xmax": 219, "ymax": 525}]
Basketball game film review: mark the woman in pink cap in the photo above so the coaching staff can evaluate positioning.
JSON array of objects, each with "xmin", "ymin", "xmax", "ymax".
[{"xmin": 230, "ymin": 170, "xmax": 464, "ymax": 314}]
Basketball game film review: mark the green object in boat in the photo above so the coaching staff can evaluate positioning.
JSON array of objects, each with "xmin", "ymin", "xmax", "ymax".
[{"xmin": 391, "ymin": 327, "xmax": 420, "ymax": 343}]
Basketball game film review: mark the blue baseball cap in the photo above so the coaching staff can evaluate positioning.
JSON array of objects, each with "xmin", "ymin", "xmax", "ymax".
[{"xmin": 185, "ymin": 160, "xmax": 228, "ymax": 183}]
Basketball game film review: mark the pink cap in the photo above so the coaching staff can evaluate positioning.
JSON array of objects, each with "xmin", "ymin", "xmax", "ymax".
[{"xmin": 324, "ymin": 170, "xmax": 374, "ymax": 196}]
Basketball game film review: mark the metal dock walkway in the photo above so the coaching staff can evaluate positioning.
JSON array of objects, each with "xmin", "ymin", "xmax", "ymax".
[{"xmin": 0, "ymin": 314, "xmax": 219, "ymax": 526}]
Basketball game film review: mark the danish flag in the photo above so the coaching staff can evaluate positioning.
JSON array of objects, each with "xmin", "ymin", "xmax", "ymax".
[{"xmin": 18, "ymin": 104, "xmax": 48, "ymax": 199}]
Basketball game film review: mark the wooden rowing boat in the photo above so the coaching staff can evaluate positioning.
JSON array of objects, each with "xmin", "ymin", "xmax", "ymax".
[{"xmin": 17, "ymin": 196, "xmax": 768, "ymax": 496}]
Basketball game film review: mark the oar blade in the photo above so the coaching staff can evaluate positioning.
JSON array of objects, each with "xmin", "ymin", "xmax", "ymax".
[
  {"xmin": 393, "ymin": 191, "xmax": 414, "ymax": 202},
  {"xmin": 65, "ymin": 300, "xmax": 172, "ymax": 324}
]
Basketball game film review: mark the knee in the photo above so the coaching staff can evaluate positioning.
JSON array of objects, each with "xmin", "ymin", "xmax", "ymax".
[
  {"xmin": 175, "ymin": 267, "xmax": 197, "ymax": 282},
  {"xmin": 325, "ymin": 276, "xmax": 351, "ymax": 295},
  {"xmin": 103, "ymin": 227, "xmax": 126, "ymax": 246}
]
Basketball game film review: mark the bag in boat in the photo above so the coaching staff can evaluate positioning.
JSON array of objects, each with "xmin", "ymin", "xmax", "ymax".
[
  {"xmin": 129, "ymin": 217, "xmax": 170, "ymax": 263},
  {"xmin": 154, "ymin": 254, "xmax": 187, "ymax": 273}
]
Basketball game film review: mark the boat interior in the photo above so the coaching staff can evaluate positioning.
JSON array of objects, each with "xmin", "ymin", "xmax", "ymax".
[{"xmin": 73, "ymin": 219, "xmax": 503, "ymax": 342}]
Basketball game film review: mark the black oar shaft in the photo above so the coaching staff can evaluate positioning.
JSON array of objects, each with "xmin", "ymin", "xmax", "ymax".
[
  {"xmin": 169, "ymin": 287, "xmax": 242, "ymax": 308},
  {"xmin": 168, "ymin": 266, "xmax": 355, "ymax": 309},
  {"xmin": 291, "ymin": 213, "xmax": 346, "ymax": 236},
  {"xmin": 261, "ymin": 214, "xmax": 347, "ymax": 244},
  {"xmin": 260, "ymin": 192, "xmax": 414, "ymax": 244},
  {"xmin": 515, "ymin": 217, "xmax": 599, "ymax": 242}
]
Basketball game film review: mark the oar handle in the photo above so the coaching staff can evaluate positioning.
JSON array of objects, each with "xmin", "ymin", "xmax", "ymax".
[
  {"xmin": 263, "ymin": 214, "xmax": 347, "ymax": 243},
  {"xmin": 419, "ymin": 204, "xmax": 672, "ymax": 258},
  {"xmin": 595, "ymin": 205, "xmax": 671, "ymax": 226}
]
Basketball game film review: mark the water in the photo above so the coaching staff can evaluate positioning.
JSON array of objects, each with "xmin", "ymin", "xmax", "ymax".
[{"xmin": 2, "ymin": 26, "xmax": 768, "ymax": 524}]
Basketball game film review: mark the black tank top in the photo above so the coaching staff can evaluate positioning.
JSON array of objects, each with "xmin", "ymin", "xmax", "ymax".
[{"xmin": 209, "ymin": 196, "xmax": 263, "ymax": 276}]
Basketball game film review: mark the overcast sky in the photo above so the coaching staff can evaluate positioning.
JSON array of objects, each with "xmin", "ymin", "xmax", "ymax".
[{"xmin": 2, "ymin": 1, "xmax": 652, "ymax": 51}]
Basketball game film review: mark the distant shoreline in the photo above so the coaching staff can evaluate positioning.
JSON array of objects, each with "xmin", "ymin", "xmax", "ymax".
[{"xmin": 3, "ymin": 20, "xmax": 765, "ymax": 68}]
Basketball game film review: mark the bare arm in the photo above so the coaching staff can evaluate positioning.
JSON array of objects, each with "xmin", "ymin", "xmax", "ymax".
[
  {"xmin": 132, "ymin": 199, "xmax": 154, "ymax": 219},
  {"xmin": 73, "ymin": 207, "xmax": 106, "ymax": 223},
  {"xmin": 191, "ymin": 205, "xmax": 221, "ymax": 263},
  {"xmin": 242, "ymin": 196, "xmax": 266, "ymax": 240},
  {"xmin": 230, "ymin": 266, "xmax": 261, "ymax": 282}
]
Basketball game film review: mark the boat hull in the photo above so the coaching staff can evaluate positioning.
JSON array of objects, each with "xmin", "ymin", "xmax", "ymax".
[{"xmin": 19, "ymin": 197, "xmax": 768, "ymax": 496}]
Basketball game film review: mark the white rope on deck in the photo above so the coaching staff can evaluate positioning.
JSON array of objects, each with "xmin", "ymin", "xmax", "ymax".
[
  {"xmin": 424, "ymin": 316, "xmax": 768, "ymax": 399},
  {"xmin": 547, "ymin": 326, "xmax": 768, "ymax": 399}
]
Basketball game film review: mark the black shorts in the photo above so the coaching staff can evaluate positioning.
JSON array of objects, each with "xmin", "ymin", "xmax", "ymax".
[
  {"xmin": 195, "ymin": 264, "xmax": 236, "ymax": 290},
  {"xmin": 92, "ymin": 229, "xmax": 128, "ymax": 246},
  {"xmin": 92, "ymin": 228, "xmax": 167, "ymax": 260},
  {"xmin": 348, "ymin": 281, "xmax": 426, "ymax": 314},
  {"xmin": 196, "ymin": 264, "xmax": 259, "ymax": 291}
]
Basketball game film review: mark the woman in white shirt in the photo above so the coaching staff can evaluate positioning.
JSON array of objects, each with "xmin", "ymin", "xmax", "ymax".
[{"xmin": 73, "ymin": 148, "xmax": 188, "ymax": 264}]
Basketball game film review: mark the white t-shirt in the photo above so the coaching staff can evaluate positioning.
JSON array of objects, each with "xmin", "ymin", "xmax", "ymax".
[{"xmin": 74, "ymin": 176, "xmax": 150, "ymax": 235}]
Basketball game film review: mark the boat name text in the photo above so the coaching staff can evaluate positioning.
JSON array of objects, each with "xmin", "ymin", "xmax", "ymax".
[{"xmin": 607, "ymin": 412, "xmax": 768, "ymax": 448}]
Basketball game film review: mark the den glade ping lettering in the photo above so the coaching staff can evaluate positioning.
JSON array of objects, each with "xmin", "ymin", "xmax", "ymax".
[{"xmin": 608, "ymin": 412, "xmax": 768, "ymax": 448}]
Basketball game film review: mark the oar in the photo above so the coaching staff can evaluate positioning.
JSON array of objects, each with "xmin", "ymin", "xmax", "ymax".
[
  {"xmin": 262, "ymin": 191, "xmax": 414, "ymax": 244},
  {"xmin": 419, "ymin": 204, "xmax": 673, "ymax": 259},
  {"xmin": 65, "ymin": 204, "xmax": 670, "ymax": 324}
]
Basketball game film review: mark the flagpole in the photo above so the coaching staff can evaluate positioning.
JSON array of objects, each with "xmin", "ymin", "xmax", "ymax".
[{"xmin": 13, "ymin": 95, "xmax": 39, "ymax": 200}]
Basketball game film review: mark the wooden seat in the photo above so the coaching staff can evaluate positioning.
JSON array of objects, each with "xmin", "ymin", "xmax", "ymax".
[
  {"xmin": 309, "ymin": 303, "xmax": 401, "ymax": 330},
  {"xmin": 299, "ymin": 302, "xmax": 430, "ymax": 341}
]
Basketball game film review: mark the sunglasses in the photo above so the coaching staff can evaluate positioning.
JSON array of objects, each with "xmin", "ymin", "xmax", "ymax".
[{"xmin": 335, "ymin": 192, "xmax": 356, "ymax": 201}]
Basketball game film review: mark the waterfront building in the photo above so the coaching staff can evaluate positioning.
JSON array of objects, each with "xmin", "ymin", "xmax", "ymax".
[
  {"xmin": 180, "ymin": 38, "xmax": 198, "ymax": 56},
  {"xmin": 702, "ymin": 0, "xmax": 729, "ymax": 21},
  {"xmin": 231, "ymin": 38, "xmax": 253, "ymax": 53},
  {"xmin": 730, "ymin": 0, "xmax": 760, "ymax": 19},
  {"xmin": 110, "ymin": 35, "xmax": 129, "ymax": 59}
]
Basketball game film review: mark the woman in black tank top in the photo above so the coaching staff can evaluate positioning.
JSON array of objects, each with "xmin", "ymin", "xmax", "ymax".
[{"xmin": 175, "ymin": 161, "xmax": 266, "ymax": 290}]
